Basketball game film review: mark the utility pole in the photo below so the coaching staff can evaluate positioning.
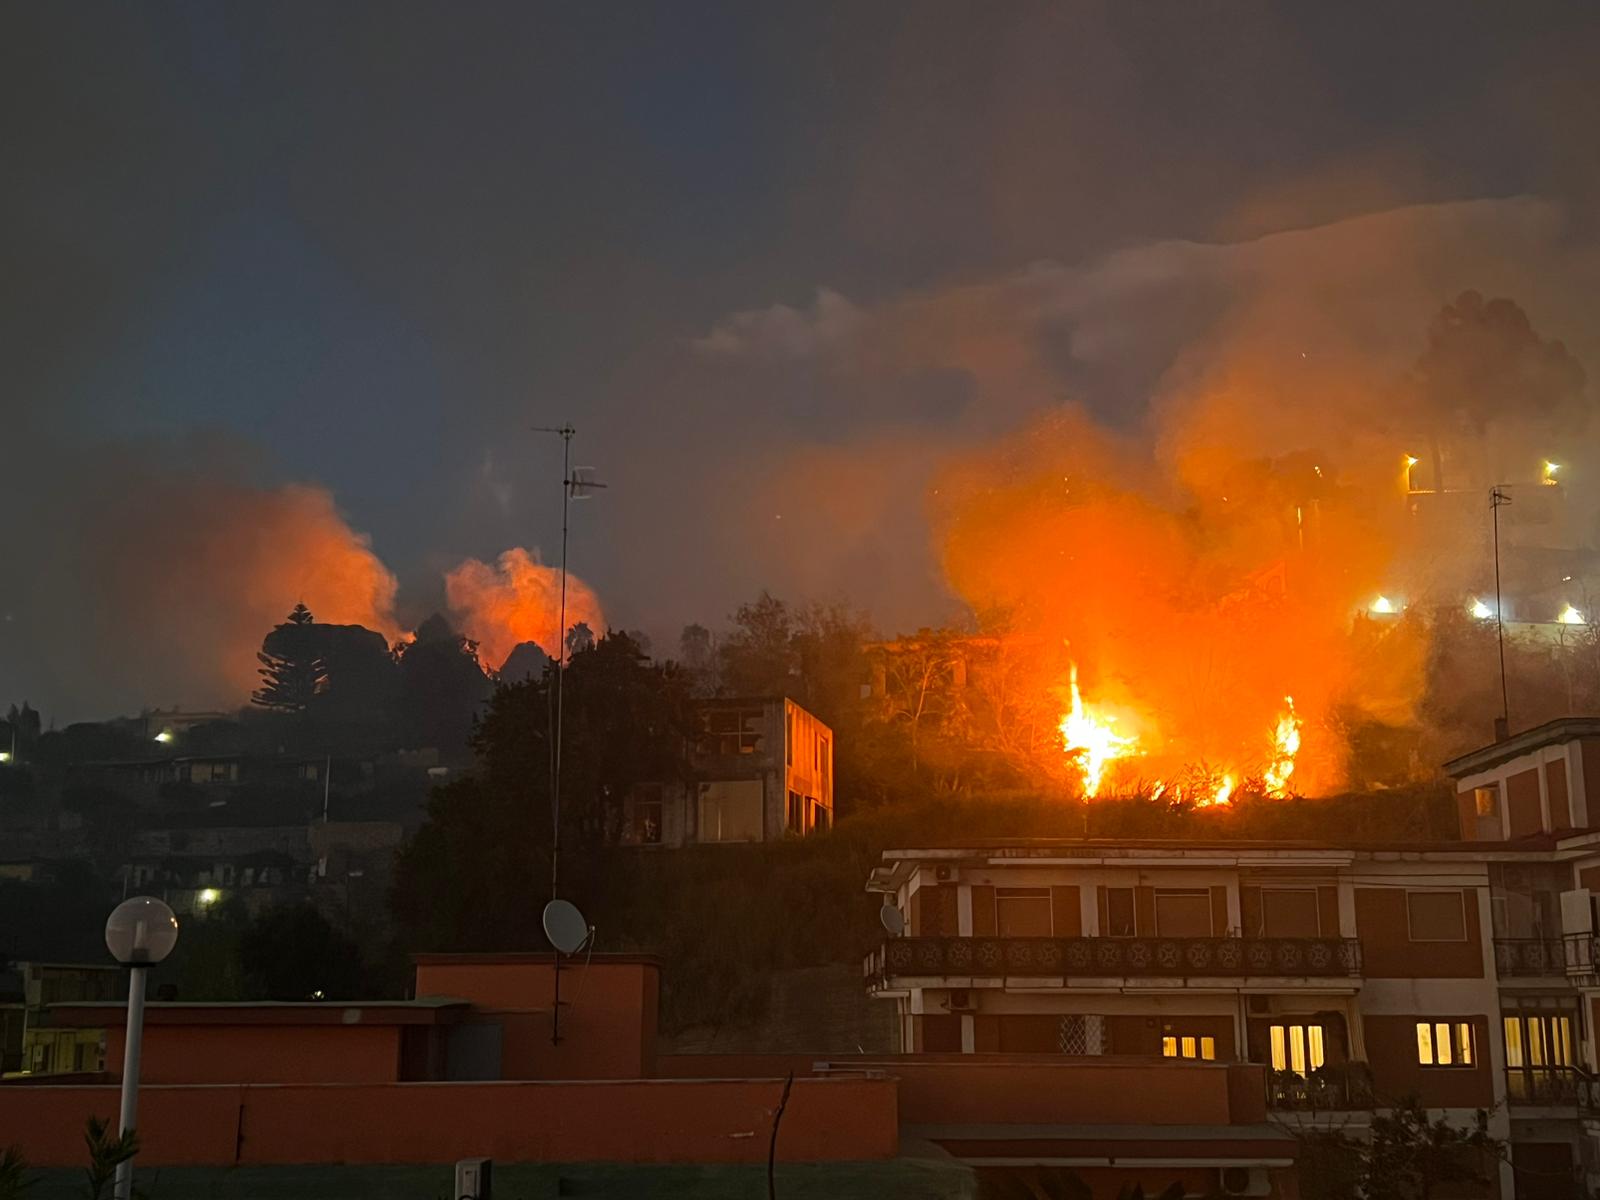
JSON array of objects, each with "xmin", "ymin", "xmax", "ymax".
[{"xmin": 1491, "ymin": 485, "xmax": 1512, "ymax": 740}]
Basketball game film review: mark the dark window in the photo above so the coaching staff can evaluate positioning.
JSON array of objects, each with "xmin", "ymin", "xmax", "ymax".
[
  {"xmin": 1407, "ymin": 891, "xmax": 1467, "ymax": 941},
  {"xmin": 632, "ymin": 785, "xmax": 663, "ymax": 845},
  {"xmin": 996, "ymin": 888, "xmax": 1052, "ymax": 937},
  {"xmin": 786, "ymin": 790, "xmax": 805, "ymax": 834},
  {"xmin": 702, "ymin": 707, "xmax": 764, "ymax": 756},
  {"xmin": 1154, "ymin": 890, "xmax": 1212, "ymax": 937},
  {"xmin": 1105, "ymin": 887, "xmax": 1136, "ymax": 937},
  {"xmin": 1260, "ymin": 889, "xmax": 1320, "ymax": 937}
]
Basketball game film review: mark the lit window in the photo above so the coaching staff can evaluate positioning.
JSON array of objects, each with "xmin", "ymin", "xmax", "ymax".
[
  {"xmin": 1162, "ymin": 1032, "xmax": 1216, "ymax": 1060},
  {"xmin": 1416, "ymin": 1021, "xmax": 1474, "ymax": 1066},
  {"xmin": 1474, "ymin": 787, "xmax": 1499, "ymax": 818},
  {"xmin": 1268, "ymin": 1023, "xmax": 1326, "ymax": 1076}
]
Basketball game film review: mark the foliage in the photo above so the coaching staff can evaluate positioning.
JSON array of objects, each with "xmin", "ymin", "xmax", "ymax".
[
  {"xmin": 1291, "ymin": 1096, "xmax": 1499, "ymax": 1200},
  {"xmin": 0, "ymin": 1145, "xmax": 34, "ymax": 1200},
  {"xmin": 390, "ymin": 631, "xmax": 696, "ymax": 951},
  {"xmin": 79, "ymin": 1117, "xmax": 138, "ymax": 1200},
  {"xmin": 252, "ymin": 603, "xmax": 330, "ymax": 712},
  {"xmin": 394, "ymin": 614, "xmax": 492, "ymax": 760},
  {"xmin": 239, "ymin": 903, "xmax": 366, "ymax": 1000}
]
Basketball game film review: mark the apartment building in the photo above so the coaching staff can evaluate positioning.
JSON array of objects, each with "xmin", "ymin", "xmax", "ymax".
[
  {"xmin": 862, "ymin": 722, "xmax": 1600, "ymax": 1200},
  {"xmin": 621, "ymin": 696, "xmax": 834, "ymax": 847},
  {"xmin": 863, "ymin": 835, "xmax": 1596, "ymax": 1196}
]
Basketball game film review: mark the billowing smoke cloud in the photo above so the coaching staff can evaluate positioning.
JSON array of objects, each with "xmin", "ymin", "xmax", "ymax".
[
  {"xmin": 0, "ymin": 429, "xmax": 604, "ymax": 721},
  {"xmin": 0, "ymin": 435, "xmax": 404, "ymax": 720},
  {"xmin": 695, "ymin": 196, "xmax": 1599, "ymax": 792},
  {"xmin": 444, "ymin": 547, "xmax": 604, "ymax": 671}
]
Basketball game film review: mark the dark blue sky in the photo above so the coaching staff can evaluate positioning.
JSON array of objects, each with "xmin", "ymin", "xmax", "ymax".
[{"xmin": 5, "ymin": 2, "xmax": 1599, "ymax": 717}]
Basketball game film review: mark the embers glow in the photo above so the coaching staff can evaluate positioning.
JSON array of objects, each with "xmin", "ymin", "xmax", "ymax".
[
  {"xmin": 1558, "ymin": 605, "xmax": 1586, "ymax": 626},
  {"xmin": 1369, "ymin": 595, "xmax": 1396, "ymax": 615},
  {"xmin": 1470, "ymin": 598, "xmax": 1494, "ymax": 620},
  {"xmin": 1058, "ymin": 663, "xmax": 1138, "ymax": 798},
  {"xmin": 1261, "ymin": 697, "xmax": 1301, "ymax": 798}
]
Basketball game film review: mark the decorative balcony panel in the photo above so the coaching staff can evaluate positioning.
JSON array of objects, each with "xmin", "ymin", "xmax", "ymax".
[
  {"xmin": 874, "ymin": 935, "xmax": 1362, "ymax": 979},
  {"xmin": 1493, "ymin": 938, "xmax": 1569, "ymax": 977},
  {"xmin": 1505, "ymin": 1067, "xmax": 1600, "ymax": 1110}
]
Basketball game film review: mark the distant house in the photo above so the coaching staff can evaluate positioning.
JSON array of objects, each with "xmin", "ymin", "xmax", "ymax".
[
  {"xmin": 0, "ymin": 962, "xmax": 122, "ymax": 1076},
  {"xmin": 621, "ymin": 697, "xmax": 834, "ymax": 848}
]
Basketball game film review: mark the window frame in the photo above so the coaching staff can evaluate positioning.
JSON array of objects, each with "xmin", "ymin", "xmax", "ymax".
[
  {"xmin": 1405, "ymin": 889, "xmax": 1469, "ymax": 943},
  {"xmin": 1153, "ymin": 888, "xmax": 1213, "ymax": 937},
  {"xmin": 995, "ymin": 886, "xmax": 1054, "ymax": 937},
  {"xmin": 1267, "ymin": 1021, "xmax": 1327, "ymax": 1076},
  {"xmin": 1258, "ymin": 887, "xmax": 1322, "ymax": 937},
  {"xmin": 1415, "ymin": 1020, "xmax": 1476, "ymax": 1068}
]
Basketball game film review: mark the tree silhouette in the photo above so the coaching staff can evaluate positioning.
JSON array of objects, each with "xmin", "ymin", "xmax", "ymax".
[{"xmin": 252, "ymin": 603, "xmax": 329, "ymax": 712}]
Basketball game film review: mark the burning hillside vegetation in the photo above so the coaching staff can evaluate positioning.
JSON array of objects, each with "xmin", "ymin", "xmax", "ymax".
[{"xmin": 922, "ymin": 292, "xmax": 1593, "ymax": 801}]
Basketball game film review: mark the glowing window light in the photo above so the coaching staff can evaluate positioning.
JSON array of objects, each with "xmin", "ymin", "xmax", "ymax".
[
  {"xmin": 1470, "ymin": 599, "xmax": 1494, "ymax": 620},
  {"xmin": 1558, "ymin": 605, "xmax": 1585, "ymax": 625},
  {"xmin": 197, "ymin": 888, "xmax": 220, "ymax": 906},
  {"xmin": 1369, "ymin": 596, "xmax": 1397, "ymax": 615}
]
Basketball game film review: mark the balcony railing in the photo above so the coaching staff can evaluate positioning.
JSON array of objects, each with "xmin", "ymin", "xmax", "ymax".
[
  {"xmin": 868, "ymin": 935, "xmax": 1362, "ymax": 981},
  {"xmin": 1505, "ymin": 1067, "xmax": 1600, "ymax": 1110},
  {"xmin": 1266, "ymin": 1065, "xmax": 1375, "ymax": 1112},
  {"xmin": 1494, "ymin": 938, "xmax": 1570, "ymax": 976}
]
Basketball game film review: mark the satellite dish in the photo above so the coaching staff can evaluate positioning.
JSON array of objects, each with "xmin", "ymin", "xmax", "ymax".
[
  {"xmin": 543, "ymin": 899, "xmax": 591, "ymax": 955},
  {"xmin": 879, "ymin": 903, "xmax": 906, "ymax": 937}
]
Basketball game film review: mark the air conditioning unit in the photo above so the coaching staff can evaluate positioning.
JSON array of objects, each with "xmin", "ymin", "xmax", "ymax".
[
  {"xmin": 1220, "ymin": 1166, "xmax": 1271, "ymax": 1197},
  {"xmin": 947, "ymin": 988, "xmax": 976, "ymax": 1013}
]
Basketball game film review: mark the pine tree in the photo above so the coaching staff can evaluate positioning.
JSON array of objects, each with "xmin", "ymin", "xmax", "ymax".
[{"xmin": 252, "ymin": 603, "xmax": 329, "ymax": 711}]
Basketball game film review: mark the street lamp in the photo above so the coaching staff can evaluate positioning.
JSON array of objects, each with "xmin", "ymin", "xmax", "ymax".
[{"xmin": 105, "ymin": 897, "xmax": 179, "ymax": 1200}]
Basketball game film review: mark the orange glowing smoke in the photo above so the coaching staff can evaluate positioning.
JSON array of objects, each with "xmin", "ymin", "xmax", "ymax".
[
  {"xmin": 107, "ymin": 481, "xmax": 406, "ymax": 706},
  {"xmin": 444, "ymin": 546, "xmax": 605, "ymax": 671},
  {"xmin": 938, "ymin": 406, "xmax": 1427, "ymax": 798}
]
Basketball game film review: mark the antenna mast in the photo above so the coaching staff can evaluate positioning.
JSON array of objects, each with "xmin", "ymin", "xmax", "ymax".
[
  {"xmin": 1491, "ymin": 485, "xmax": 1512, "ymax": 739},
  {"xmin": 532, "ymin": 425, "xmax": 605, "ymax": 904}
]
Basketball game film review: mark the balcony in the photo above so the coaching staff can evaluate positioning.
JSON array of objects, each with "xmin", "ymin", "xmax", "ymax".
[
  {"xmin": 867, "ymin": 935, "xmax": 1362, "ymax": 982},
  {"xmin": 1493, "ymin": 938, "xmax": 1571, "ymax": 977},
  {"xmin": 1505, "ymin": 1067, "xmax": 1600, "ymax": 1110},
  {"xmin": 1266, "ymin": 1064, "xmax": 1375, "ymax": 1112}
]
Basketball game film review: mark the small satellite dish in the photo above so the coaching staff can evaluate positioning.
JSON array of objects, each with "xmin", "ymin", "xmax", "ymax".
[
  {"xmin": 879, "ymin": 903, "xmax": 906, "ymax": 937},
  {"xmin": 542, "ymin": 899, "xmax": 591, "ymax": 955}
]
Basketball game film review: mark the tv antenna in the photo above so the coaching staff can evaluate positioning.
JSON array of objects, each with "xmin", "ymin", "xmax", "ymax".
[
  {"xmin": 1490, "ymin": 485, "xmax": 1512, "ymax": 740},
  {"xmin": 531, "ymin": 426, "xmax": 607, "ymax": 908},
  {"xmin": 542, "ymin": 898, "xmax": 594, "ymax": 1045}
]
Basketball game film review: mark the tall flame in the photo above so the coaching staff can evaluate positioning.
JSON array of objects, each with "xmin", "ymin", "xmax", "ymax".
[
  {"xmin": 1262, "ymin": 696, "xmax": 1302, "ymax": 798},
  {"xmin": 1059, "ymin": 663, "xmax": 1138, "ymax": 798}
]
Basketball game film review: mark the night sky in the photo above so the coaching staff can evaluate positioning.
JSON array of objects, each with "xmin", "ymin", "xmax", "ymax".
[{"xmin": 5, "ymin": 3, "xmax": 1599, "ymax": 720}]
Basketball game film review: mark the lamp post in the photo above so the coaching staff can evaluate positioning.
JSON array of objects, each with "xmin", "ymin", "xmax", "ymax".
[{"xmin": 104, "ymin": 896, "xmax": 179, "ymax": 1200}]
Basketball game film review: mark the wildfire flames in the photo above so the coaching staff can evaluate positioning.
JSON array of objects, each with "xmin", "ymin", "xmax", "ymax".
[
  {"xmin": 1058, "ymin": 662, "xmax": 1139, "ymax": 798},
  {"xmin": 1058, "ymin": 670, "xmax": 1300, "ymax": 805}
]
